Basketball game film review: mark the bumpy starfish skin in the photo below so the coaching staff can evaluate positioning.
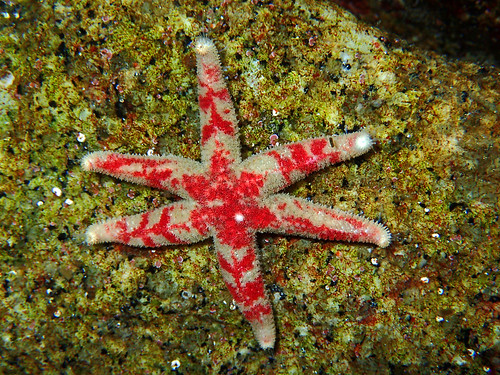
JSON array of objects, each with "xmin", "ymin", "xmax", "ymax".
[{"xmin": 82, "ymin": 37, "xmax": 391, "ymax": 349}]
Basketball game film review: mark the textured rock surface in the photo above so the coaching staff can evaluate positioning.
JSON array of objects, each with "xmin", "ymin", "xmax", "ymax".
[{"xmin": 0, "ymin": 1, "xmax": 498, "ymax": 373}]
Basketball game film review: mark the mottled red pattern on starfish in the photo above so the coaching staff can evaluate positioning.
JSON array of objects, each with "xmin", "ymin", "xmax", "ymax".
[{"xmin": 82, "ymin": 37, "xmax": 391, "ymax": 349}]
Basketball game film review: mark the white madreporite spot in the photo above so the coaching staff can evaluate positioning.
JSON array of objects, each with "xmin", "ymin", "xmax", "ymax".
[{"xmin": 234, "ymin": 213, "xmax": 244, "ymax": 222}]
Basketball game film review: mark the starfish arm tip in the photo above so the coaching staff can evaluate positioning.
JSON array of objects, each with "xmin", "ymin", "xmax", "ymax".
[
  {"xmin": 259, "ymin": 338, "xmax": 275, "ymax": 350},
  {"xmin": 357, "ymin": 214, "xmax": 391, "ymax": 248},
  {"xmin": 354, "ymin": 131, "xmax": 374, "ymax": 153},
  {"xmin": 194, "ymin": 36, "xmax": 217, "ymax": 56},
  {"xmin": 81, "ymin": 151, "xmax": 110, "ymax": 172},
  {"xmin": 253, "ymin": 318, "xmax": 276, "ymax": 349},
  {"xmin": 81, "ymin": 153, "xmax": 96, "ymax": 171},
  {"xmin": 375, "ymin": 223, "xmax": 392, "ymax": 248},
  {"xmin": 85, "ymin": 222, "xmax": 120, "ymax": 245},
  {"xmin": 85, "ymin": 224, "xmax": 101, "ymax": 245}
]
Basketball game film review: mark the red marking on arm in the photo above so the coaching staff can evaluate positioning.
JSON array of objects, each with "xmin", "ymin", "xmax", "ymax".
[
  {"xmin": 310, "ymin": 138, "xmax": 328, "ymax": 156},
  {"xmin": 218, "ymin": 251, "xmax": 267, "ymax": 308},
  {"xmin": 311, "ymin": 138, "xmax": 341, "ymax": 164},
  {"xmin": 273, "ymin": 211, "xmax": 376, "ymax": 243},
  {"xmin": 200, "ymin": 102, "xmax": 235, "ymax": 144},
  {"xmin": 267, "ymin": 150, "xmax": 293, "ymax": 184},
  {"xmin": 217, "ymin": 225, "xmax": 255, "ymax": 249},
  {"xmin": 268, "ymin": 140, "xmax": 342, "ymax": 184},
  {"xmin": 117, "ymin": 206, "xmax": 195, "ymax": 247},
  {"xmin": 238, "ymin": 171, "xmax": 266, "ymax": 197},
  {"xmin": 208, "ymin": 147, "xmax": 234, "ymax": 175},
  {"xmin": 278, "ymin": 216, "xmax": 324, "ymax": 236},
  {"xmin": 202, "ymin": 63, "xmax": 222, "ymax": 84},
  {"xmin": 218, "ymin": 250, "xmax": 258, "ymax": 278},
  {"xmin": 288, "ymin": 142, "xmax": 328, "ymax": 175},
  {"xmin": 198, "ymin": 85, "xmax": 230, "ymax": 112},
  {"xmin": 199, "ymin": 82, "xmax": 235, "ymax": 144},
  {"xmin": 95, "ymin": 154, "xmax": 174, "ymax": 190},
  {"xmin": 225, "ymin": 277, "xmax": 267, "ymax": 308},
  {"xmin": 268, "ymin": 143, "xmax": 311, "ymax": 183},
  {"xmin": 242, "ymin": 302, "xmax": 272, "ymax": 322},
  {"xmin": 114, "ymin": 218, "xmax": 132, "ymax": 244}
]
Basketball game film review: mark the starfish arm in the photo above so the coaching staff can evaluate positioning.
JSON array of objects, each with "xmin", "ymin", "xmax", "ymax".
[
  {"xmin": 262, "ymin": 194, "xmax": 391, "ymax": 248},
  {"xmin": 240, "ymin": 131, "xmax": 374, "ymax": 194},
  {"xmin": 194, "ymin": 37, "xmax": 241, "ymax": 165},
  {"xmin": 214, "ymin": 234, "xmax": 275, "ymax": 349},
  {"xmin": 85, "ymin": 200, "xmax": 209, "ymax": 247},
  {"xmin": 82, "ymin": 151, "xmax": 204, "ymax": 198}
]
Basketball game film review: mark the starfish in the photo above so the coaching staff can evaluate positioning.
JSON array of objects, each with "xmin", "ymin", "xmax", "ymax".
[{"xmin": 82, "ymin": 37, "xmax": 390, "ymax": 349}]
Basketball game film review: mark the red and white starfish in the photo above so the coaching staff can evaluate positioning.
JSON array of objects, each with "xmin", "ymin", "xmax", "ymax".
[{"xmin": 82, "ymin": 37, "xmax": 390, "ymax": 349}]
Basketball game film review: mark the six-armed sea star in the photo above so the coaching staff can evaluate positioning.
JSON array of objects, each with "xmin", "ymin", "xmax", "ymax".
[{"xmin": 82, "ymin": 37, "xmax": 391, "ymax": 349}]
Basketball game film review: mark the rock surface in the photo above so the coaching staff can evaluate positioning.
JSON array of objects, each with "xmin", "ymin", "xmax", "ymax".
[{"xmin": 0, "ymin": 1, "xmax": 498, "ymax": 373}]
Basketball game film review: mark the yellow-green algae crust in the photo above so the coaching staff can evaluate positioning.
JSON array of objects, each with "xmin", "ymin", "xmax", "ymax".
[{"xmin": 0, "ymin": 0, "xmax": 498, "ymax": 374}]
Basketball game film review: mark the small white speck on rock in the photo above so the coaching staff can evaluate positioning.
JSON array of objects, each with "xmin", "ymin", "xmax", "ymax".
[
  {"xmin": 77, "ymin": 132, "xmax": 86, "ymax": 142},
  {"xmin": 171, "ymin": 359, "xmax": 180, "ymax": 370},
  {"xmin": 52, "ymin": 187, "xmax": 62, "ymax": 197}
]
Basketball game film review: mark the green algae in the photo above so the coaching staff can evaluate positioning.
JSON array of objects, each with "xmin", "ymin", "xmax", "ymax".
[{"xmin": 0, "ymin": 0, "xmax": 498, "ymax": 374}]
